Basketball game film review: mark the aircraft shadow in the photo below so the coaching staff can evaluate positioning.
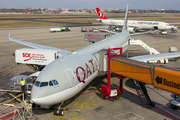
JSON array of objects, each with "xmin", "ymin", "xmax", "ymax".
[
  {"xmin": 19, "ymin": 71, "xmax": 34, "ymax": 76},
  {"xmin": 61, "ymin": 73, "xmax": 108, "ymax": 110}
]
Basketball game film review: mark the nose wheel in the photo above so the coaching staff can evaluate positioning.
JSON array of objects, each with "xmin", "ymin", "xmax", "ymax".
[
  {"xmin": 54, "ymin": 109, "xmax": 64, "ymax": 116},
  {"xmin": 54, "ymin": 102, "xmax": 64, "ymax": 116}
]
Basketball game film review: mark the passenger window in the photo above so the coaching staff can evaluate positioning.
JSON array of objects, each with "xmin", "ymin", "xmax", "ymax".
[
  {"xmin": 52, "ymin": 80, "xmax": 58, "ymax": 85},
  {"xmin": 35, "ymin": 81, "xmax": 40, "ymax": 87},
  {"xmin": 49, "ymin": 81, "xmax": 54, "ymax": 86},
  {"xmin": 40, "ymin": 82, "xmax": 48, "ymax": 87}
]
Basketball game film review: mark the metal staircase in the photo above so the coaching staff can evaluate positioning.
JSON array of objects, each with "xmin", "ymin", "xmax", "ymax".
[{"xmin": 133, "ymin": 80, "xmax": 155, "ymax": 108}]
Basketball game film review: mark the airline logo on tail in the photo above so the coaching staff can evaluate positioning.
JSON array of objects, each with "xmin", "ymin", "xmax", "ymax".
[{"xmin": 96, "ymin": 8, "xmax": 108, "ymax": 19}]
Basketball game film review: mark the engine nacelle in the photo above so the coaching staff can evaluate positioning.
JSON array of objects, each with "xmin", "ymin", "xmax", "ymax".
[{"xmin": 127, "ymin": 27, "xmax": 135, "ymax": 32}]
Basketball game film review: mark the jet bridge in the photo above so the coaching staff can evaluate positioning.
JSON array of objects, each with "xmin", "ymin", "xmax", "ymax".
[
  {"xmin": 111, "ymin": 57, "xmax": 180, "ymax": 95},
  {"xmin": 100, "ymin": 47, "xmax": 180, "ymax": 107}
]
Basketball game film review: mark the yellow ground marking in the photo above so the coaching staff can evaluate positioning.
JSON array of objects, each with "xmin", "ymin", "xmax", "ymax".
[
  {"xmin": 89, "ymin": 95, "xmax": 93, "ymax": 99},
  {"xmin": 72, "ymin": 113, "xmax": 77, "ymax": 117},
  {"xmin": 59, "ymin": 116, "xmax": 84, "ymax": 120},
  {"xmin": 95, "ymin": 90, "xmax": 99, "ymax": 92},
  {"xmin": 53, "ymin": 114, "xmax": 84, "ymax": 120},
  {"xmin": 53, "ymin": 73, "xmax": 104, "ymax": 119}
]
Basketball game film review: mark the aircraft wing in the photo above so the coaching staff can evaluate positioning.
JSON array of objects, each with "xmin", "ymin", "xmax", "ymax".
[
  {"xmin": 9, "ymin": 34, "xmax": 72, "ymax": 56},
  {"xmin": 100, "ymin": 29, "xmax": 156, "ymax": 35},
  {"xmin": 130, "ymin": 52, "xmax": 180, "ymax": 62},
  {"xmin": 99, "ymin": 29, "xmax": 118, "ymax": 34},
  {"xmin": 130, "ymin": 31, "xmax": 157, "ymax": 36}
]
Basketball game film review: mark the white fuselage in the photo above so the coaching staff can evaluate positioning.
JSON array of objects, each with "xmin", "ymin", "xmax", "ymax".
[
  {"xmin": 31, "ymin": 31, "xmax": 130, "ymax": 105},
  {"xmin": 98, "ymin": 19, "xmax": 172, "ymax": 31}
]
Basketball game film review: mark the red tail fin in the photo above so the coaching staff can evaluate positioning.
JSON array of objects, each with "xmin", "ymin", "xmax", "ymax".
[{"xmin": 96, "ymin": 8, "xmax": 108, "ymax": 19}]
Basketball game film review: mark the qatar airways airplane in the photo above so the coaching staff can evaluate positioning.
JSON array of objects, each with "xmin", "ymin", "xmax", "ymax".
[
  {"xmin": 9, "ymin": 5, "xmax": 180, "ymax": 116},
  {"xmin": 96, "ymin": 8, "xmax": 172, "ymax": 33}
]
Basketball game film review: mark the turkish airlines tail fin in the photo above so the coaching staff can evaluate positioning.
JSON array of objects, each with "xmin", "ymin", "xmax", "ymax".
[
  {"xmin": 96, "ymin": 8, "xmax": 108, "ymax": 19},
  {"xmin": 122, "ymin": 4, "xmax": 129, "ymax": 32}
]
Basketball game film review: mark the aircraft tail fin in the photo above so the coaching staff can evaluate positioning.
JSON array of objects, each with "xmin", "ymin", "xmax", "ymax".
[
  {"xmin": 96, "ymin": 8, "xmax": 108, "ymax": 19},
  {"xmin": 122, "ymin": 4, "xmax": 129, "ymax": 32}
]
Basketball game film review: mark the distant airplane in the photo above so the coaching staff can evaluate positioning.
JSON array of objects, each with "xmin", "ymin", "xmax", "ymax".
[
  {"xmin": 9, "ymin": 4, "xmax": 180, "ymax": 116},
  {"xmin": 96, "ymin": 8, "xmax": 172, "ymax": 33}
]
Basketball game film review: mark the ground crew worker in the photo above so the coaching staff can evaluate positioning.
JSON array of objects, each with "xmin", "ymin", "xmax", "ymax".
[
  {"xmin": 19, "ymin": 79, "xmax": 26, "ymax": 101},
  {"xmin": 164, "ymin": 58, "xmax": 167, "ymax": 64}
]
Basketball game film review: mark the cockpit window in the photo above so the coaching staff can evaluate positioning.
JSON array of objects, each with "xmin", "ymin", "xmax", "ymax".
[
  {"xmin": 35, "ymin": 81, "xmax": 40, "ymax": 87},
  {"xmin": 166, "ymin": 24, "xmax": 170, "ymax": 26},
  {"xmin": 49, "ymin": 81, "xmax": 54, "ymax": 86},
  {"xmin": 40, "ymin": 82, "xmax": 48, "ymax": 87},
  {"xmin": 52, "ymin": 80, "xmax": 58, "ymax": 85}
]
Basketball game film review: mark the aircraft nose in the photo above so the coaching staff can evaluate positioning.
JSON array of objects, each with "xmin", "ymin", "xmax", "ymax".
[
  {"xmin": 31, "ymin": 86, "xmax": 54, "ymax": 105},
  {"xmin": 31, "ymin": 86, "xmax": 43, "ymax": 104},
  {"xmin": 31, "ymin": 97, "xmax": 41, "ymax": 105}
]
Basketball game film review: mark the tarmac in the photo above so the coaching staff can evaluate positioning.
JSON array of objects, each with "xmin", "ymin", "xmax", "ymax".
[{"xmin": 0, "ymin": 25, "xmax": 180, "ymax": 120}]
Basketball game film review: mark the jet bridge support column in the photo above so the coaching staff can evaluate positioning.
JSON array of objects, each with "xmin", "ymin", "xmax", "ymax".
[
  {"xmin": 116, "ymin": 75, "xmax": 124, "ymax": 96},
  {"xmin": 101, "ymin": 47, "xmax": 123, "ymax": 101},
  {"xmin": 107, "ymin": 47, "xmax": 123, "ymax": 89}
]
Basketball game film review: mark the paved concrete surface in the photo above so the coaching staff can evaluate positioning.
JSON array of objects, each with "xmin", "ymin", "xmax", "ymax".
[{"xmin": 0, "ymin": 26, "xmax": 180, "ymax": 120}]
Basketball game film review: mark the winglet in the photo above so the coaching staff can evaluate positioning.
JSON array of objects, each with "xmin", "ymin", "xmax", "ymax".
[
  {"xmin": 122, "ymin": 4, "xmax": 129, "ymax": 32},
  {"xmin": 9, "ymin": 34, "xmax": 12, "ymax": 40},
  {"xmin": 96, "ymin": 8, "xmax": 108, "ymax": 19}
]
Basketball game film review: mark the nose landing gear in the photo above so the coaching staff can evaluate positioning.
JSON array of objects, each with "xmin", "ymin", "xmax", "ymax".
[
  {"xmin": 54, "ymin": 102, "xmax": 64, "ymax": 116},
  {"xmin": 54, "ymin": 108, "xmax": 64, "ymax": 116}
]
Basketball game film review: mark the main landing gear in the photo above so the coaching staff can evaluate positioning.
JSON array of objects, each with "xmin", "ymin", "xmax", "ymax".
[{"xmin": 54, "ymin": 102, "xmax": 64, "ymax": 116}]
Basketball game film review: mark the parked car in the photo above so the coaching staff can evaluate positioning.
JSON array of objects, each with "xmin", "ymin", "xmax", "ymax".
[
  {"xmin": 161, "ymin": 30, "xmax": 167, "ymax": 35},
  {"xmin": 171, "ymin": 95, "xmax": 180, "ymax": 109}
]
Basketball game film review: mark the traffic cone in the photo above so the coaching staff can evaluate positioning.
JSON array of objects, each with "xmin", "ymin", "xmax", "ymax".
[
  {"xmin": 4, "ymin": 57, "xmax": 5, "ymax": 60},
  {"xmin": 139, "ymin": 90, "xmax": 142, "ymax": 96}
]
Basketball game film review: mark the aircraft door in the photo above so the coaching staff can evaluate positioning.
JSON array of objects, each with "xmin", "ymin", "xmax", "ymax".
[{"xmin": 65, "ymin": 68, "xmax": 76, "ymax": 87}]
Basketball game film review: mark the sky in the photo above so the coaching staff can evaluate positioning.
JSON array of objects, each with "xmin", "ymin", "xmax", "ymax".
[{"xmin": 0, "ymin": 0, "xmax": 180, "ymax": 10}]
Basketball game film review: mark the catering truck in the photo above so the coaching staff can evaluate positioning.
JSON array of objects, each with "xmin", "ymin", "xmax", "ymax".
[
  {"xmin": 84, "ymin": 33, "xmax": 109, "ymax": 43},
  {"xmin": 81, "ymin": 27, "xmax": 93, "ymax": 32},
  {"xmin": 15, "ymin": 48, "xmax": 61, "ymax": 65}
]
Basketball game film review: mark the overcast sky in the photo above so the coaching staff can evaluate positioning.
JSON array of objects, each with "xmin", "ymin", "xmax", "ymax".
[{"xmin": 0, "ymin": 0, "xmax": 180, "ymax": 10}]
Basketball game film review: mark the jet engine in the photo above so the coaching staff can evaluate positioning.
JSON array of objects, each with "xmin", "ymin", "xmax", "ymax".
[{"xmin": 127, "ymin": 27, "xmax": 135, "ymax": 33}]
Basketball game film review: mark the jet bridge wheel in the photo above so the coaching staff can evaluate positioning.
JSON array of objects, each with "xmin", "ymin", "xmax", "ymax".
[
  {"xmin": 110, "ymin": 97, "xmax": 114, "ymax": 102},
  {"xmin": 54, "ymin": 109, "xmax": 64, "ymax": 116}
]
